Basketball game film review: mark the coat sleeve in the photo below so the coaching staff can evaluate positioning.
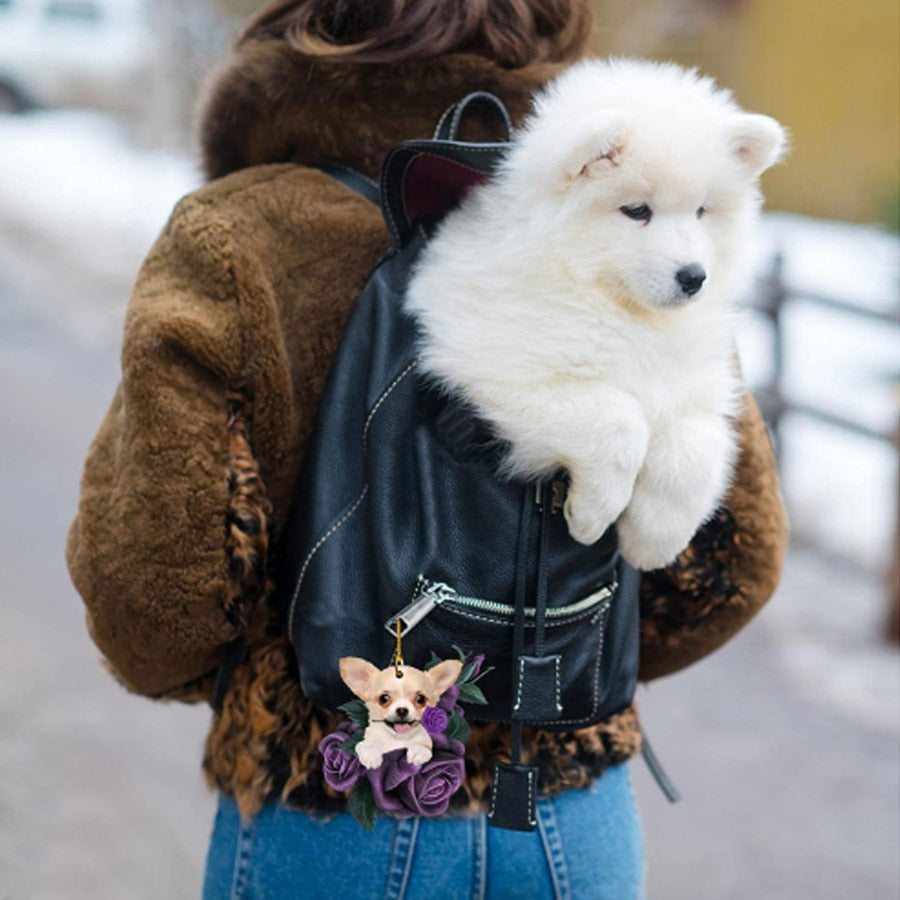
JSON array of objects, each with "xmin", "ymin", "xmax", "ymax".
[
  {"xmin": 638, "ymin": 391, "xmax": 788, "ymax": 680},
  {"xmin": 66, "ymin": 190, "xmax": 264, "ymax": 700},
  {"xmin": 67, "ymin": 164, "xmax": 388, "ymax": 702}
]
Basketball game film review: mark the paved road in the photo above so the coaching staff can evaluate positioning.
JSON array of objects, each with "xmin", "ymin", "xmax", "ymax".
[
  {"xmin": 0, "ymin": 246, "xmax": 214, "ymax": 900},
  {"xmin": 633, "ymin": 551, "xmax": 900, "ymax": 899},
  {"xmin": 0, "ymin": 237, "xmax": 897, "ymax": 899}
]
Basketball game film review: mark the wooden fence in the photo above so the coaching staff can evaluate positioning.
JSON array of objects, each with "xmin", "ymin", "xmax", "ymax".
[{"xmin": 747, "ymin": 253, "xmax": 900, "ymax": 641}]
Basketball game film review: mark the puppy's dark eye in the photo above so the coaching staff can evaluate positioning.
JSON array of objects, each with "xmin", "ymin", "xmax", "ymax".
[
  {"xmin": 620, "ymin": 203, "xmax": 652, "ymax": 222},
  {"xmin": 414, "ymin": 693, "xmax": 427, "ymax": 707},
  {"xmin": 697, "ymin": 206, "xmax": 707, "ymax": 219},
  {"xmin": 378, "ymin": 693, "xmax": 391, "ymax": 706}
]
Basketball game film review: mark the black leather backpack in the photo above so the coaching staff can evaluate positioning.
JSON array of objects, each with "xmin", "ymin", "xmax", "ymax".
[{"xmin": 274, "ymin": 95, "xmax": 649, "ymax": 830}]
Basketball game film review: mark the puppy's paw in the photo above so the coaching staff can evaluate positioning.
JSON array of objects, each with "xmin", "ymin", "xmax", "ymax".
[
  {"xmin": 405, "ymin": 743, "xmax": 432, "ymax": 766},
  {"xmin": 564, "ymin": 494, "xmax": 613, "ymax": 546},
  {"xmin": 617, "ymin": 509, "xmax": 696, "ymax": 571},
  {"xmin": 563, "ymin": 474, "xmax": 634, "ymax": 546},
  {"xmin": 356, "ymin": 741, "xmax": 384, "ymax": 770}
]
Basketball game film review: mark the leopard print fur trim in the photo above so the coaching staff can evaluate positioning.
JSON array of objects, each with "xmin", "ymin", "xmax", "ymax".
[
  {"xmin": 223, "ymin": 393, "xmax": 274, "ymax": 633},
  {"xmin": 203, "ymin": 637, "xmax": 642, "ymax": 818},
  {"xmin": 140, "ymin": 394, "xmax": 273, "ymax": 703},
  {"xmin": 639, "ymin": 507, "xmax": 738, "ymax": 637},
  {"xmin": 204, "ymin": 395, "xmax": 641, "ymax": 816}
]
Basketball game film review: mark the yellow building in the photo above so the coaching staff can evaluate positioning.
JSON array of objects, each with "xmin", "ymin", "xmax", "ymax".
[
  {"xmin": 593, "ymin": 0, "xmax": 900, "ymax": 226},
  {"xmin": 219, "ymin": 0, "xmax": 898, "ymax": 225}
]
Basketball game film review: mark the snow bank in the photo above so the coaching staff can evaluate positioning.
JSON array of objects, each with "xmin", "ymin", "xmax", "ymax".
[{"xmin": 0, "ymin": 109, "xmax": 200, "ymax": 279}]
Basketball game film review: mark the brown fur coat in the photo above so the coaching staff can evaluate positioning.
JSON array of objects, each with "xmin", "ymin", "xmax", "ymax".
[{"xmin": 67, "ymin": 42, "xmax": 787, "ymax": 816}]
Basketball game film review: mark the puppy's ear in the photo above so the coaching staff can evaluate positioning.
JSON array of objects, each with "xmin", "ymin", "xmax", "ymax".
[
  {"xmin": 731, "ymin": 113, "xmax": 788, "ymax": 176},
  {"xmin": 339, "ymin": 657, "xmax": 380, "ymax": 699},
  {"xmin": 561, "ymin": 110, "xmax": 629, "ymax": 182},
  {"xmin": 427, "ymin": 659, "xmax": 464, "ymax": 698}
]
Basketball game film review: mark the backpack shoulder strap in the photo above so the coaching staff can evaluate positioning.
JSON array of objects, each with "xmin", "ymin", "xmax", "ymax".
[
  {"xmin": 317, "ymin": 94, "xmax": 511, "ymax": 247},
  {"xmin": 313, "ymin": 162, "xmax": 380, "ymax": 205}
]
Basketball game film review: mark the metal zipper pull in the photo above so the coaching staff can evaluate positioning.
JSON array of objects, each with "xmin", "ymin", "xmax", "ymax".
[
  {"xmin": 383, "ymin": 577, "xmax": 457, "ymax": 636},
  {"xmin": 535, "ymin": 479, "xmax": 566, "ymax": 513}
]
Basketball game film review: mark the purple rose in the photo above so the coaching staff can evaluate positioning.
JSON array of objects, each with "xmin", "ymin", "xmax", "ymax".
[
  {"xmin": 319, "ymin": 728, "xmax": 364, "ymax": 792},
  {"xmin": 421, "ymin": 706, "xmax": 449, "ymax": 736},
  {"xmin": 367, "ymin": 749, "xmax": 420, "ymax": 819},
  {"xmin": 430, "ymin": 729, "xmax": 466, "ymax": 756},
  {"xmin": 437, "ymin": 684, "xmax": 460, "ymax": 713},
  {"xmin": 396, "ymin": 751, "xmax": 466, "ymax": 818}
]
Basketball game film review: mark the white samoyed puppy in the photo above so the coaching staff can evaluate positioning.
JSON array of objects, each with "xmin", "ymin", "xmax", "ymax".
[{"xmin": 405, "ymin": 58, "xmax": 787, "ymax": 570}]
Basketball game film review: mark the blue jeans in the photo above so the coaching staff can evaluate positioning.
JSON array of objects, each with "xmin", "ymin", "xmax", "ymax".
[{"xmin": 202, "ymin": 762, "xmax": 645, "ymax": 900}]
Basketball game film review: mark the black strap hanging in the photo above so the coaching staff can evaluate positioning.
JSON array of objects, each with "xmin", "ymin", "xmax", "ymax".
[{"xmin": 489, "ymin": 486, "xmax": 539, "ymax": 831}]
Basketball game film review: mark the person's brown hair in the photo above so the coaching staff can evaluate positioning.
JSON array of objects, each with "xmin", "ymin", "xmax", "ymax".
[{"xmin": 237, "ymin": 0, "xmax": 593, "ymax": 67}]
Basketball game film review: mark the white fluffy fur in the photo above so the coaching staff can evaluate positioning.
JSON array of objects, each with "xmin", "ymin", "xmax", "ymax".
[{"xmin": 405, "ymin": 59, "xmax": 787, "ymax": 569}]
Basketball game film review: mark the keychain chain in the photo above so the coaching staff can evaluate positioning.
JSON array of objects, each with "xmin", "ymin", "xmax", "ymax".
[{"xmin": 393, "ymin": 619, "xmax": 405, "ymax": 678}]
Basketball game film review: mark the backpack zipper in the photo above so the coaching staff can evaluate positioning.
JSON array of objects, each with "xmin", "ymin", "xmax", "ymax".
[{"xmin": 384, "ymin": 575, "xmax": 616, "ymax": 637}]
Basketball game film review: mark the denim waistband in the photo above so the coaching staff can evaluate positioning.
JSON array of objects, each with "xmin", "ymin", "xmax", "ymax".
[{"xmin": 202, "ymin": 762, "xmax": 645, "ymax": 900}]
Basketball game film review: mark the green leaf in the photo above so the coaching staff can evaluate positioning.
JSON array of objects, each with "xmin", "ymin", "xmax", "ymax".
[
  {"xmin": 338, "ymin": 699, "xmax": 370, "ymax": 727},
  {"xmin": 425, "ymin": 650, "xmax": 443, "ymax": 671},
  {"xmin": 454, "ymin": 647, "xmax": 493, "ymax": 686},
  {"xmin": 469, "ymin": 665, "xmax": 494, "ymax": 685},
  {"xmin": 457, "ymin": 682, "xmax": 488, "ymax": 705},
  {"xmin": 339, "ymin": 731, "xmax": 365, "ymax": 753},
  {"xmin": 451, "ymin": 644, "xmax": 469, "ymax": 663},
  {"xmin": 445, "ymin": 711, "xmax": 471, "ymax": 743},
  {"xmin": 459, "ymin": 657, "xmax": 478, "ymax": 684},
  {"xmin": 347, "ymin": 780, "xmax": 377, "ymax": 832}
]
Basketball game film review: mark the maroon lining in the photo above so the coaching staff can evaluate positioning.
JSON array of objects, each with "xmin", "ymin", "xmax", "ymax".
[{"xmin": 404, "ymin": 155, "xmax": 491, "ymax": 225}]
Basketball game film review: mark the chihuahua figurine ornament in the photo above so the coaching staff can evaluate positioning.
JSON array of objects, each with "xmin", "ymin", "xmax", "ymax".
[{"xmin": 339, "ymin": 657, "xmax": 463, "ymax": 768}]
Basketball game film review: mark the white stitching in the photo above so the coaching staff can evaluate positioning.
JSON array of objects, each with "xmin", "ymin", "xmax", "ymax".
[
  {"xmin": 450, "ymin": 105, "xmax": 466, "ymax": 139},
  {"xmin": 488, "ymin": 766, "xmax": 500, "ymax": 819},
  {"xmin": 393, "ymin": 817, "xmax": 419, "ymax": 900},
  {"xmin": 513, "ymin": 656, "xmax": 526, "ymax": 712},
  {"xmin": 287, "ymin": 361, "xmax": 418, "ymax": 634},
  {"xmin": 546, "ymin": 599, "xmax": 612, "ymax": 726},
  {"xmin": 454, "ymin": 598, "xmax": 612, "ymax": 727},
  {"xmin": 555, "ymin": 656, "xmax": 563, "ymax": 713},
  {"xmin": 408, "ymin": 142, "xmax": 507, "ymax": 157},
  {"xmin": 512, "ymin": 656, "xmax": 564, "ymax": 715},
  {"xmin": 436, "ymin": 604, "xmax": 602, "ymax": 628},
  {"xmin": 447, "ymin": 97, "xmax": 512, "ymax": 142},
  {"xmin": 536, "ymin": 798, "xmax": 567, "ymax": 900},
  {"xmin": 287, "ymin": 486, "xmax": 369, "ymax": 633},
  {"xmin": 363, "ymin": 360, "xmax": 418, "ymax": 454},
  {"xmin": 430, "ymin": 596, "xmax": 614, "ymax": 725},
  {"xmin": 527, "ymin": 770, "xmax": 536, "ymax": 826},
  {"xmin": 432, "ymin": 105, "xmax": 455, "ymax": 139},
  {"xmin": 487, "ymin": 765, "xmax": 535, "ymax": 827}
]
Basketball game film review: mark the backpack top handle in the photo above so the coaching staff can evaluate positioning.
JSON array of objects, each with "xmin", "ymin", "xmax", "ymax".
[
  {"xmin": 433, "ymin": 91, "xmax": 513, "ymax": 142},
  {"xmin": 381, "ymin": 93, "xmax": 513, "ymax": 248}
]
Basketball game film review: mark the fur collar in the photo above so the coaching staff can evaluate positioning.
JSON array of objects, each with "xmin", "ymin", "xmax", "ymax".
[{"xmin": 198, "ymin": 40, "xmax": 561, "ymax": 181}]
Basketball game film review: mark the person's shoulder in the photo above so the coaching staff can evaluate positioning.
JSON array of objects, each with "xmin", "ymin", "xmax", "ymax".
[
  {"xmin": 177, "ymin": 163, "xmax": 384, "ymax": 236},
  {"xmin": 139, "ymin": 162, "xmax": 387, "ymax": 302}
]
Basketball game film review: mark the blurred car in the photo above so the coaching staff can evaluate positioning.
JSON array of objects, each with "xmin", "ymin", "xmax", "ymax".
[{"xmin": 0, "ymin": 0, "xmax": 152, "ymax": 112}]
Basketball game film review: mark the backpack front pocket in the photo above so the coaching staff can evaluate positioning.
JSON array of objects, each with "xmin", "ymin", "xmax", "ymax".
[{"xmin": 388, "ymin": 577, "xmax": 617, "ymax": 728}]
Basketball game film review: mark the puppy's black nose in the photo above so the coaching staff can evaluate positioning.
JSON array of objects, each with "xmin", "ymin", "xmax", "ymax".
[
  {"xmin": 676, "ymin": 264, "xmax": 706, "ymax": 297},
  {"xmin": 395, "ymin": 707, "xmax": 409, "ymax": 720}
]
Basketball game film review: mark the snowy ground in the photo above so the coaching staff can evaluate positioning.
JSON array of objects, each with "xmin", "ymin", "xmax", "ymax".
[{"xmin": 0, "ymin": 109, "xmax": 897, "ymax": 899}]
